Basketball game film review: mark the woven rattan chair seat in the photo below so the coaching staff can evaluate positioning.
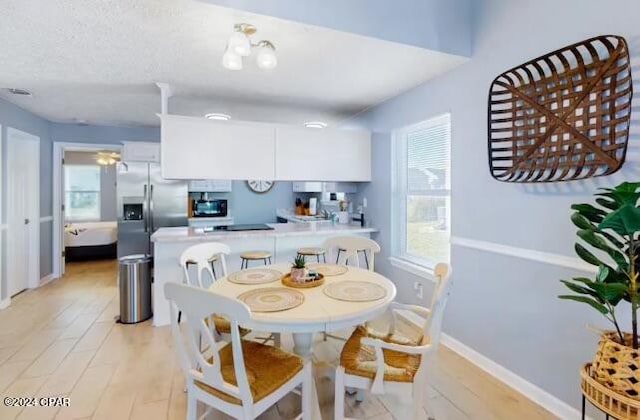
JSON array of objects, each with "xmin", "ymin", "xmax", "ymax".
[
  {"xmin": 195, "ymin": 340, "xmax": 303, "ymax": 405},
  {"xmin": 340, "ymin": 326, "xmax": 423, "ymax": 383}
]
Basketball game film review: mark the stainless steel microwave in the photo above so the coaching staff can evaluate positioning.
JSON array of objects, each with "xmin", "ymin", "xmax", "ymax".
[{"xmin": 192, "ymin": 198, "xmax": 228, "ymax": 218}]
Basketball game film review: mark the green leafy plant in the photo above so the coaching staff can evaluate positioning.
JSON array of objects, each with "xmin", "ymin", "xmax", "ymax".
[
  {"xmin": 292, "ymin": 255, "xmax": 306, "ymax": 269},
  {"xmin": 560, "ymin": 182, "xmax": 640, "ymax": 349}
]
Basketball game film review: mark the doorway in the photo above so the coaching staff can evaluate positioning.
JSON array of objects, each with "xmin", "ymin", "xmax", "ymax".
[
  {"xmin": 6, "ymin": 128, "xmax": 40, "ymax": 297},
  {"xmin": 52, "ymin": 142, "xmax": 122, "ymax": 277}
]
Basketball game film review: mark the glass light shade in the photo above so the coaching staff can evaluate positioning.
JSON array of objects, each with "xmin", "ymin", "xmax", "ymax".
[
  {"xmin": 256, "ymin": 45, "xmax": 277, "ymax": 70},
  {"xmin": 228, "ymin": 31, "xmax": 251, "ymax": 57},
  {"xmin": 222, "ymin": 49, "xmax": 242, "ymax": 70}
]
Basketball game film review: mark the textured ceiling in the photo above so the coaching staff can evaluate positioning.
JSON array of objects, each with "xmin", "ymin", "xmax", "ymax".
[{"xmin": 0, "ymin": 0, "xmax": 468, "ymax": 126}]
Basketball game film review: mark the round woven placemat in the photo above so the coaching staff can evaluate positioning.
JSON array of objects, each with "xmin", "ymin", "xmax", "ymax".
[
  {"xmin": 238, "ymin": 287, "xmax": 304, "ymax": 312},
  {"xmin": 323, "ymin": 281, "xmax": 387, "ymax": 302},
  {"xmin": 307, "ymin": 263, "xmax": 348, "ymax": 276},
  {"xmin": 227, "ymin": 269, "xmax": 282, "ymax": 285}
]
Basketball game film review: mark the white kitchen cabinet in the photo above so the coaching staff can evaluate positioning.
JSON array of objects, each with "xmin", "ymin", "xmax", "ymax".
[
  {"xmin": 160, "ymin": 115, "xmax": 371, "ymax": 182},
  {"xmin": 161, "ymin": 115, "xmax": 276, "ymax": 180},
  {"xmin": 275, "ymin": 126, "xmax": 371, "ymax": 181},
  {"xmin": 122, "ymin": 142, "xmax": 160, "ymax": 163},
  {"xmin": 292, "ymin": 182, "xmax": 323, "ymax": 192},
  {"xmin": 322, "ymin": 182, "xmax": 358, "ymax": 193},
  {"xmin": 188, "ymin": 180, "xmax": 232, "ymax": 192}
]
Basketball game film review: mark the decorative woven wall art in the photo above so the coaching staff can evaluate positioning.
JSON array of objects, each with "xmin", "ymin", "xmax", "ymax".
[{"xmin": 488, "ymin": 35, "xmax": 633, "ymax": 182}]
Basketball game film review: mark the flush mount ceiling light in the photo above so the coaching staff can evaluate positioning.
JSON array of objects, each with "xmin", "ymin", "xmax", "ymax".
[
  {"xmin": 205, "ymin": 113, "xmax": 231, "ymax": 121},
  {"xmin": 222, "ymin": 23, "xmax": 277, "ymax": 71},
  {"xmin": 304, "ymin": 121, "xmax": 327, "ymax": 129},
  {"xmin": 6, "ymin": 88, "xmax": 32, "ymax": 96}
]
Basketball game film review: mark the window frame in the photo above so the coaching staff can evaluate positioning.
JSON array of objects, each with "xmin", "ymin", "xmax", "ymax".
[
  {"xmin": 64, "ymin": 164, "xmax": 102, "ymax": 222},
  {"xmin": 391, "ymin": 113, "xmax": 451, "ymax": 275}
]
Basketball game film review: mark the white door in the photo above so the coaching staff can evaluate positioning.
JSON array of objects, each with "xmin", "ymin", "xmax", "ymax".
[{"xmin": 7, "ymin": 128, "xmax": 40, "ymax": 296}]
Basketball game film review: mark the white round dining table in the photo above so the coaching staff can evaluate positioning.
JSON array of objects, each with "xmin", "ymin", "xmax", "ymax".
[
  {"xmin": 209, "ymin": 263, "xmax": 396, "ymax": 420},
  {"xmin": 209, "ymin": 263, "xmax": 397, "ymax": 358}
]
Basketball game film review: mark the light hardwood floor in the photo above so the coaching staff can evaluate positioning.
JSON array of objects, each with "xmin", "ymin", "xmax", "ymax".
[{"xmin": 0, "ymin": 260, "xmax": 556, "ymax": 420}]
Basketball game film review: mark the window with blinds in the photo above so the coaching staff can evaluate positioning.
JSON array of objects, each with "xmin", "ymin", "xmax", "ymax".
[
  {"xmin": 393, "ymin": 114, "xmax": 451, "ymax": 268},
  {"xmin": 65, "ymin": 165, "xmax": 101, "ymax": 222}
]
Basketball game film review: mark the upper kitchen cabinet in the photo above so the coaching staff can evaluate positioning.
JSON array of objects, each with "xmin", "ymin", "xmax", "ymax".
[
  {"xmin": 188, "ymin": 179, "xmax": 232, "ymax": 192},
  {"xmin": 275, "ymin": 126, "xmax": 371, "ymax": 181},
  {"xmin": 160, "ymin": 115, "xmax": 276, "ymax": 180},
  {"xmin": 122, "ymin": 142, "xmax": 161, "ymax": 163}
]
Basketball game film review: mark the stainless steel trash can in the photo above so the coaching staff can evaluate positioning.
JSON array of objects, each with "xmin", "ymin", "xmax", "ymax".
[{"xmin": 118, "ymin": 254, "xmax": 152, "ymax": 324}]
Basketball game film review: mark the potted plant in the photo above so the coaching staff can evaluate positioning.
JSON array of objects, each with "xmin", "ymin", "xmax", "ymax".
[
  {"xmin": 559, "ymin": 182, "xmax": 640, "ymax": 399},
  {"xmin": 291, "ymin": 255, "xmax": 308, "ymax": 283}
]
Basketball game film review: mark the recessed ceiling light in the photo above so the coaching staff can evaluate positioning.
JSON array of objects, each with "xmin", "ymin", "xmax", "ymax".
[
  {"xmin": 6, "ymin": 88, "xmax": 32, "ymax": 96},
  {"xmin": 304, "ymin": 121, "xmax": 327, "ymax": 129},
  {"xmin": 205, "ymin": 113, "xmax": 231, "ymax": 121}
]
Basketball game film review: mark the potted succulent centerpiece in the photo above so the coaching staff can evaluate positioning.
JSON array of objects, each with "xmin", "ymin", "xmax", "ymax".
[
  {"xmin": 560, "ymin": 182, "xmax": 640, "ymax": 399},
  {"xmin": 291, "ymin": 255, "xmax": 308, "ymax": 283}
]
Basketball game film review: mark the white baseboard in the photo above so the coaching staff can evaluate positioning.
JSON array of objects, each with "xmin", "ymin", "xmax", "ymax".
[
  {"xmin": 0, "ymin": 297, "xmax": 9, "ymax": 310},
  {"xmin": 441, "ymin": 333, "xmax": 581, "ymax": 419},
  {"xmin": 39, "ymin": 274, "xmax": 56, "ymax": 286}
]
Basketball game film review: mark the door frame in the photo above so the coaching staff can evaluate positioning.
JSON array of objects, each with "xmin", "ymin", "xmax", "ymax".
[
  {"xmin": 0, "ymin": 124, "xmax": 6, "ymax": 309},
  {"xmin": 7, "ymin": 128, "xmax": 41, "ymax": 296},
  {"xmin": 52, "ymin": 142, "xmax": 123, "ymax": 278}
]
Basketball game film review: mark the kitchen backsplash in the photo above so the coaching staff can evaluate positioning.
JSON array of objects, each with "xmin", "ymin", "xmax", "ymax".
[{"xmin": 190, "ymin": 180, "xmax": 360, "ymax": 224}]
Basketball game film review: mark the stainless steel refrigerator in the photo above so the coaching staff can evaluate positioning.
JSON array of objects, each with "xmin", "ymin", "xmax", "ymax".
[{"xmin": 117, "ymin": 162, "xmax": 187, "ymax": 258}]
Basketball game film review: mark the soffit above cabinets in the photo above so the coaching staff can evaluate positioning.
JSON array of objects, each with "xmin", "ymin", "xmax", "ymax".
[
  {"xmin": 160, "ymin": 114, "xmax": 371, "ymax": 182},
  {"xmin": 201, "ymin": 0, "xmax": 473, "ymax": 56}
]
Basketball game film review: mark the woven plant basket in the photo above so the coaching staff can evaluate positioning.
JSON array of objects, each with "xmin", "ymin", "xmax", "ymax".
[
  {"xmin": 592, "ymin": 331, "xmax": 640, "ymax": 401},
  {"xmin": 582, "ymin": 363, "xmax": 640, "ymax": 419}
]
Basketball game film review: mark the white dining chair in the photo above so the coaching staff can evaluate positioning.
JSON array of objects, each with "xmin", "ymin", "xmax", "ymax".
[
  {"xmin": 320, "ymin": 236, "xmax": 382, "ymax": 342},
  {"xmin": 322, "ymin": 236, "xmax": 381, "ymax": 272},
  {"xmin": 334, "ymin": 263, "xmax": 452, "ymax": 420},
  {"xmin": 179, "ymin": 242, "xmax": 239, "ymax": 337},
  {"xmin": 180, "ymin": 242, "xmax": 230, "ymax": 289},
  {"xmin": 179, "ymin": 242, "xmax": 280, "ymax": 345},
  {"xmin": 165, "ymin": 282, "xmax": 312, "ymax": 420}
]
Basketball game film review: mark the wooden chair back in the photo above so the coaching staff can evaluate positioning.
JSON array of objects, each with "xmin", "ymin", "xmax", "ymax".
[
  {"xmin": 322, "ymin": 236, "xmax": 381, "ymax": 271},
  {"xmin": 164, "ymin": 282, "xmax": 253, "ymax": 406},
  {"xmin": 180, "ymin": 242, "xmax": 231, "ymax": 289}
]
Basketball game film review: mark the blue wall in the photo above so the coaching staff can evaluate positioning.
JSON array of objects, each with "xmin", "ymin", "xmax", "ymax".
[
  {"xmin": 0, "ymin": 99, "xmax": 51, "ymax": 300},
  {"xmin": 0, "ymin": 99, "xmax": 299, "ymax": 295},
  {"xmin": 348, "ymin": 0, "xmax": 640, "ymax": 410},
  {"xmin": 203, "ymin": 181, "xmax": 295, "ymax": 224},
  {"xmin": 0, "ymin": 99, "xmax": 161, "ymax": 290}
]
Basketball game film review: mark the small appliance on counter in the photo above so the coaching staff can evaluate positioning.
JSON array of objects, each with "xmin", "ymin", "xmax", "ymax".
[
  {"xmin": 309, "ymin": 197, "xmax": 317, "ymax": 216},
  {"xmin": 191, "ymin": 194, "xmax": 228, "ymax": 218}
]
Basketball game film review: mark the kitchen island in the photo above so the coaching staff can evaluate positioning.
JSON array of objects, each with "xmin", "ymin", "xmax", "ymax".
[{"xmin": 151, "ymin": 222, "xmax": 377, "ymax": 326}]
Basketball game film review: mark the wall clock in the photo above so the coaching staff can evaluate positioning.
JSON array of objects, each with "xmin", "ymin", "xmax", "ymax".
[{"xmin": 246, "ymin": 180, "xmax": 275, "ymax": 193}]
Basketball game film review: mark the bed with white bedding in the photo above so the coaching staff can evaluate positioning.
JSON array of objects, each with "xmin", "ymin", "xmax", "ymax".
[{"xmin": 65, "ymin": 221, "xmax": 117, "ymax": 260}]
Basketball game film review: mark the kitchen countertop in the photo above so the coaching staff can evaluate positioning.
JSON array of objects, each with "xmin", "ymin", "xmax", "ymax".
[
  {"xmin": 151, "ymin": 222, "xmax": 376, "ymax": 243},
  {"xmin": 276, "ymin": 208, "xmax": 331, "ymax": 223}
]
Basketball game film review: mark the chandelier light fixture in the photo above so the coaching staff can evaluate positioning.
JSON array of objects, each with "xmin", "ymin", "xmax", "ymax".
[{"xmin": 222, "ymin": 23, "xmax": 277, "ymax": 71}]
